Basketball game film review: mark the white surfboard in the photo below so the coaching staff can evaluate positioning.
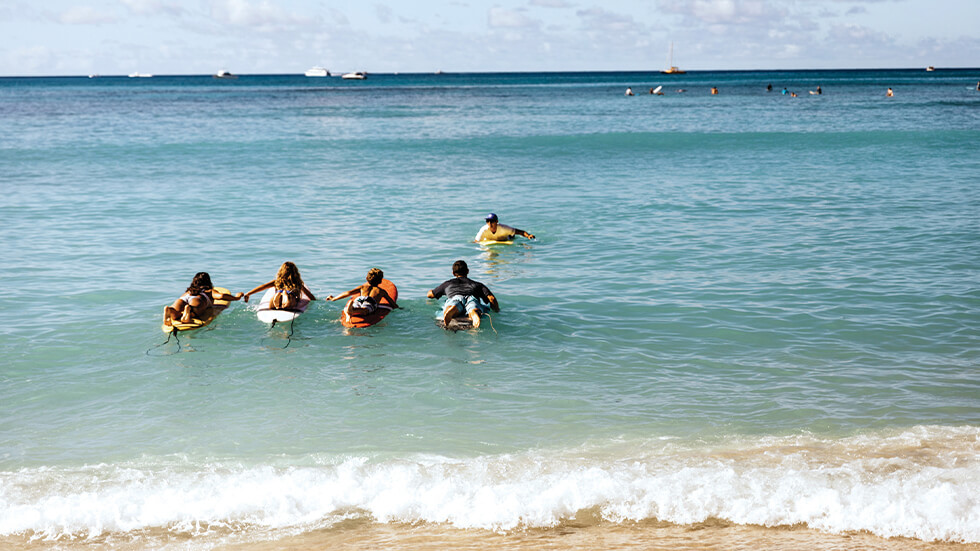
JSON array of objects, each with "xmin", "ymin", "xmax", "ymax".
[
  {"xmin": 256, "ymin": 288, "xmax": 311, "ymax": 324},
  {"xmin": 653, "ymin": 85, "xmax": 663, "ymax": 94}
]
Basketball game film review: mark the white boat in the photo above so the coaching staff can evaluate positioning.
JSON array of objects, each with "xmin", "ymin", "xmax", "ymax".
[
  {"xmin": 214, "ymin": 70, "xmax": 237, "ymax": 79},
  {"xmin": 128, "ymin": 72, "xmax": 153, "ymax": 78},
  {"xmin": 926, "ymin": 66, "xmax": 935, "ymax": 72},
  {"xmin": 660, "ymin": 42, "xmax": 686, "ymax": 75},
  {"xmin": 305, "ymin": 66, "xmax": 330, "ymax": 77},
  {"xmin": 341, "ymin": 71, "xmax": 367, "ymax": 80}
]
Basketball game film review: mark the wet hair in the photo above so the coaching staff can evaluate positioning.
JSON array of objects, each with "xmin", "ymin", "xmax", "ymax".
[
  {"xmin": 275, "ymin": 262, "xmax": 303, "ymax": 292},
  {"xmin": 452, "ymin": 260, "xmax": 469, "ymax": 276},
  {"xmin": 366, "ymin": 268, "xmax": 383, "ymax": 286},
  {"xmin": 185, "ymin": 272, "xmax": 213, "ymax": 295}
]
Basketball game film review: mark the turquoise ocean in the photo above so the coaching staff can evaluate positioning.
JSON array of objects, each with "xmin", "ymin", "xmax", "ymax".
[{"xmin": 1, "ymin": 69, "xmax": 978, "ymax": 549}]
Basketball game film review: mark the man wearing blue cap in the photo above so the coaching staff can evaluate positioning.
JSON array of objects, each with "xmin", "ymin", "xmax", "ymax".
[{"xmin": 473, "ymin": 213, "xmax": 535, "ymax": 243}]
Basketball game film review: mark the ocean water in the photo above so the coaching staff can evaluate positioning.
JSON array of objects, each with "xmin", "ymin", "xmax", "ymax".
[{"xmin": 1, "ymin": 69, "xmax": 978, "ymax": 549}]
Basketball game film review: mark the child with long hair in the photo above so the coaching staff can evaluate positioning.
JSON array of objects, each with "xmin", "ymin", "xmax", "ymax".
[
  {"xmin": 326, "ymin": 267, "xmax": 398, "ymax": 315},
  {"xmin": 243, "ymin": 262, "xmax": 316, "ymax": 310},
  {"xmin": 163, "ymin": 272, "xmax": 244, "ymax": 326}
]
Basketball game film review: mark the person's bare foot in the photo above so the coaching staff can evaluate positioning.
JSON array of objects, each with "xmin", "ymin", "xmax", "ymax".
[
  {"xmin": 442, "ymin": 305, "xmax": 458, "ymax": 327},
  {"xmin": 469, "ymin": 311, "xmax": 481, "ymax": 329}
]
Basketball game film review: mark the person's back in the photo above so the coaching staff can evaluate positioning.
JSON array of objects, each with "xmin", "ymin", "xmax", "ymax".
[
  {"xmin": 428, "ymin": 260, "xmax": 499, "ymax": 329},
  {"xmin": 436, "ymin": 275, "xmax": 490, "ymax": 302}
]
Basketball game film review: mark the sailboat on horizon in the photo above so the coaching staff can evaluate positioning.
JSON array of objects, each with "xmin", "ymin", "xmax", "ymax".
[{"xmin": 660, "ymin": 42, "xmax": 686, "ymax": 74}]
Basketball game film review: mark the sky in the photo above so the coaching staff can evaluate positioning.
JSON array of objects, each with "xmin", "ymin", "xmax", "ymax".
[{"xmin": 1, "ymin": 0, "xmax": 977, "ymax": 76}]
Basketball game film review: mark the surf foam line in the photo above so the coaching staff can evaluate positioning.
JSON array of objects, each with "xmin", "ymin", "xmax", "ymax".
[{"xmin": 1, "ymin": 426, "xmax": 977, "ymax": 543}]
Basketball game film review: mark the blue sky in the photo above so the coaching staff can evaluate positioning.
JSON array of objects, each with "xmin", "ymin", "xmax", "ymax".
[{"xmin": 1, "ymin": 0, "xmax": 977, "ymax": 76}]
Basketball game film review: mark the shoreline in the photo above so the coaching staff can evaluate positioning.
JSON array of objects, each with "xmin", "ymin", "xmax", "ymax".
[{"xmin": 4, "ymin": 519, "xmax": 976, "ymax": 551}]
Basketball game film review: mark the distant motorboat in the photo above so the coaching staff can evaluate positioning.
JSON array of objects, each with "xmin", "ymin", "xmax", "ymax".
[
  {"xmin": 926, "ymin": 66, "xmax": 935, "ymax": 72},
  {"xmin": 128, "ymin": 72, "xmax": 153, "ymax": 78},
  {"xmin": 214, "ymin": 70, "xmax": 237, "ymax": 79},
  {"xmin": 660, "ymin": 42, "xmax": 686, "ymax": 74},
  {"xmin": 305, "ymin": 66, "xmax": 330, "ymax": 77},
  {"xmin": 341, "ymin": 71, "xmax": 367, "ymax": 80}
]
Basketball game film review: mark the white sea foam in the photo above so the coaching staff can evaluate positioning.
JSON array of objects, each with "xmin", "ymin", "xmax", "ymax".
[{"xmin": 1, "ymin": 426, "xmax": 977, "ymax": 543}]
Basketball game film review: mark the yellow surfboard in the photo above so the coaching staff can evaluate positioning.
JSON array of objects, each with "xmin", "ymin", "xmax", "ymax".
[{"xmin": 161, "ymin": 287, "xmax": 232, "ymax": 333}]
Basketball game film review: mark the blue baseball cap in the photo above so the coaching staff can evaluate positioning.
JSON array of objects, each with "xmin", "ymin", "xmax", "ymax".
[{"xmin": 485, "ymin": 213, "xmax": 498, "ymax": 222}]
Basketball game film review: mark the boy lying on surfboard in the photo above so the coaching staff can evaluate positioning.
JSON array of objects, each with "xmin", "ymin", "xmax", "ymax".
[
  {"xmin": 427, "ymin": 260, "xmax": 499, "ymax": 329},
  {"xmin": 325, "ymin": 268, "xmax": 399, "ymax": 316}
]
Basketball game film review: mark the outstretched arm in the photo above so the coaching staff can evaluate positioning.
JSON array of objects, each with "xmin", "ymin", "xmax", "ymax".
[
  {"xmin": 212, "ymin": 289, "xmax": 244, "ymax": 301},
  {"xmin": 242, "ymin": 280, "xmax": 274, "ymax": 303},
  {"xmin": 513, "ymin": 227, "xmax": 535, "ymax": 239},
  {"xmin": 326, "ymin": 287, "xmax": 360, "ymax": 302}
]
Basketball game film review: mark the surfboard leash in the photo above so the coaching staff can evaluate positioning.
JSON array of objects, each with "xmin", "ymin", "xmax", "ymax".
[
  {"xmin": 485, "ymin": 313, "xmax": 498, "ymax": 335},
  {"xmin": 283, "ymin": 317, "xmax": 296, "ymax": 349},
  {"xmin": 146, "ymin": 327, "xmax": 181, "ymax": 356},
  {"xmin": 267, "ymin": 318, "xmax": 296, "ymax": 349}
]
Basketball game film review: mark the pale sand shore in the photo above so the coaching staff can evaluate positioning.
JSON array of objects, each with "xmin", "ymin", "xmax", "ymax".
[{"xmin": 4, "ymin": 519, "xmax": 978, "ymax": 551}]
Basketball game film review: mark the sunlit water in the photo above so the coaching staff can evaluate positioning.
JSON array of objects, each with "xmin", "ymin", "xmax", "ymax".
[{"xmin": 1, "ymin": 69, "xmax": 978, "ymax": 548}]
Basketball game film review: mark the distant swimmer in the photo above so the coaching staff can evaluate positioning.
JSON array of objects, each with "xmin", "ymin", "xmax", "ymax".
[
  {"xmin": 676, "ymin": 89, "xmax": 686, "ymax": 93},
  {"xmin": 625, "ymin": 87, "xmax": 634, "ymax": 96},
  {"xmin": 782, "ymin": 87, "xmax": 789, "ymax": 95},
  {"xmin": 711, "ymin": 86, "xmax": 719, "ymax": 95},
  {"xmin": 886, "ymin": 87, "xmax": 894, "ymax": 97},
  {"xmin": 767, "ymin": 83, "xmax": 773, "ymax": 92},
  {"xmin": 474, "ymin": 212, "xmax": 534, "ymax": 242},
  {"xmin": 650, "ymin": 85, "xmax": 664, "ymax": 95},
  {"xmin": 790, "ymin": 92, "xmax": 798, "ymax": 97},
  {"xmin": 812, "ymin": 85, "xmax": 822, "ymax": 95}
]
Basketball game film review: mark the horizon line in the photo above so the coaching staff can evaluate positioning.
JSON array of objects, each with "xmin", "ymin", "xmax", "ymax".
[{"xmin": 3, "ymin": 66, "xmax": 979, "ymax": 79}]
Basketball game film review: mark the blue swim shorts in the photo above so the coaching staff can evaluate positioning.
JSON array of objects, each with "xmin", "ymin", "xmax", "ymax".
[{"xmin": 443, "ymin": 295, "xmax": 485, "ymax": 315}]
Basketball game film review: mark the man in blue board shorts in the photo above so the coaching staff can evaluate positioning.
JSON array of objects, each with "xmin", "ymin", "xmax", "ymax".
[
  {"xmin": 473, "ymin": 212, "xmax": 535, "ymax": 242},
  {"xmin": 427, "ymin": 260, "xmax": 500, "ymax": 329}
]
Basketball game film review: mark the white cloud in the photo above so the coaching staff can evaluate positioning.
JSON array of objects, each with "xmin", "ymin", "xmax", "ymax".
[
  {"xmin": 209, "ymin": 0, "xmax": 316, "ymax": 32},
  {"xmin": 576, "ymin": 7, "xmax": 642, "ymax": 34},
  {"xmin": 530, "ymin": 0, "xmax": 574, "ymax": 7},
  {"xmin": 121, "ymin": 0, "xmax": 185, "ymax": 17},
  {"xmin": 375, "ymin": 4, "xmax": 393, "ymax": 24},
  {"xmin": 488, "ymin": 7, "xmax": 538, "ymax": 28},
  {"xmin": 58, "ymin": 6, "xmax": 117, "ymax": 25},
  {"xmin": 658, "ymin": 0, "xmax": 787, "ymax": 25}
]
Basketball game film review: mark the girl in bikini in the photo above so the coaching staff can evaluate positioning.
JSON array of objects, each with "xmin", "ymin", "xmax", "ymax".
[
  {"xmin": 326, "ymin": 268, "xmax": 398, "ymax": 315},
  {"xmin": 243, "ymin": 261, "xmax": 316, "ymax": 310},
  {"xmin": 163, "ymin": 272, "xmax": 244, "ymax": 326}
]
